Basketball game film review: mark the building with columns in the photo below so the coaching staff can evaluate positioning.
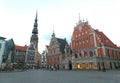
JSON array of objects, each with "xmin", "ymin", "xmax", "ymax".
[
  {"xmin": 71, "ymin": 19, "xmax": 120, "ymax": 70},
  {"xmin": 25, "ymin": 12, "xmax": 41, "ymax": 68}
]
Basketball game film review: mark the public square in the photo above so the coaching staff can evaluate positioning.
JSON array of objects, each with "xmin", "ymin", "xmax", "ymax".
[{"xmin": 0, "ymin": 69, "xmax": 120, "ymax": 83}]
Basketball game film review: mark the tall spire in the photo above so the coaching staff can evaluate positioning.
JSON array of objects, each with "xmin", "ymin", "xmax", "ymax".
[
  {"xmin": 32, "ymin": 11, "xmax": 38, "ymax": 34},
  {"xmin": 35, "ymin": 11, "xmax": 37, "ymax": 23},
  {"xmin": 52, "ymin": 26, "xmax": 55, "ymax": 38}
]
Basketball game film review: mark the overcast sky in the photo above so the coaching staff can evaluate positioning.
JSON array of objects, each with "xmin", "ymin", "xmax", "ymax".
[{"xmin": 0, "ymin": 0, "xmax": 120, "ymax": 53}]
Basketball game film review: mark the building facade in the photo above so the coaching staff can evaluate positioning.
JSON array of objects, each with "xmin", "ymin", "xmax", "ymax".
[
  {"xmin": 1, "ymin": 39, "xmax": 15, "ymax": 70},
  {"xmin": 26, "ymin": 43, "xmax": 36, "ymax": 68},
  {"xmin": 0, "ymin": 37, "xmax": 6, "ymax": 70},
  {"xmin": 15, "ymin": 45, "xmax": 28, "ymax": 69},
  {"xmin": 41, "ymin": 50, "xmax": 47, "ymax": 68},
  {"xmin": 71, "ymin": 19, "xmax": 120, "ymax": 70},
  {"xmin": 62, "ymin": 44, "xmax": 73, "ymax": 70},
  {"xmin": 26, "ymin": 12, "xmax": 41, "ymax": 68},
  {"xmin": 46, "ymin": 32, "xmax": 68, "ymax": 70}
]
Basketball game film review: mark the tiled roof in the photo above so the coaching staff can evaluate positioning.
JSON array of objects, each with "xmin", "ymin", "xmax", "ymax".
[
  {"xmin": 16, "ymin": 45, "xmax": 28, "ymax": 51},
  {"xmin": 95, "ymin": 30, "xmax": 117, "ymax": 48},
  {"xmin": 56, "ymin": 38, "xmax": 68, "ymax": 54}
]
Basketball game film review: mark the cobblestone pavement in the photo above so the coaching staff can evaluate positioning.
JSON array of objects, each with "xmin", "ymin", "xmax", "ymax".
[{"xmin": 0, "ymin": 69, "xmax": 120, "ymax": 83}]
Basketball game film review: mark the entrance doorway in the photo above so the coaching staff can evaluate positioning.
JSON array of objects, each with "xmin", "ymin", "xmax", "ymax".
[
  {"xmin": 89, "ymin": 62, "xmax": 94, "ymax": 69},
  {"xmin": 76, "ymin": 63, "xmax": 80, "ymax": 69},
  {"xmin": 82, "ymin": 63, "xmax": 87, "ymax": 69},
  {"xmin": 69, "ymin": 61, "xmax": 72, "ymax": 70}
]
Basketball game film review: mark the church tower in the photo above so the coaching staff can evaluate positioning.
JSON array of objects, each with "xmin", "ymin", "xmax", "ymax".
[
  {"xmin": 26, "ymin": 12, "xmax": 41, "ymax": 68},
  {"xmin": 30, "ymin": 12, "xmax": 38, "ymax": 50}
]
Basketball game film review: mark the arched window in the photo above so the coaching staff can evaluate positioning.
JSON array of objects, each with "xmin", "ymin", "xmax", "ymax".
[
  {"xmin": 79, "ymin": 52, "xmax": 82, "ymax": 57},
  {"xmin": 84, "ymin": 51, "xmax": 87, "ymax": 57},
  {"xmin": 75, "ymin": 53, "xmax": 78, "ymax": 58},
  {"xmin": 106, "ymin": 49, "xmax": 110, "ymax": 57},
  {"xmin": 90, "ymin": 51, "xmax": 93, "ymax": 57},
  {"xmin": 112, "ymin": 50, "xmax": 114, "ymax": 58}
]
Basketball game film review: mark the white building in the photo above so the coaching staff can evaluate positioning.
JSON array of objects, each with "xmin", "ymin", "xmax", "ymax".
[
  {"xmin": 0, "ymin": 37, "xmax": 6, "ymax": 69},
  {"xmin": 41, "ymin": 50, "xmax": 47, "ymax": 68}
]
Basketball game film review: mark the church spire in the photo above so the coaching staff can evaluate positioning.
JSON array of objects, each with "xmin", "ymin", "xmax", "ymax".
[
  {"xmin": 52, "ymin": 27, "xmax": 55, "ymax": 38},
  {"xmin": 32, "ymin": 11, "xmax": 38, "ymax": 34}
]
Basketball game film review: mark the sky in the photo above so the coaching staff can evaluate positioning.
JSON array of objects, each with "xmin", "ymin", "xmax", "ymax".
[{"xmin": 0, "ymin": 0, "xmax": 120, "ymax": 53}]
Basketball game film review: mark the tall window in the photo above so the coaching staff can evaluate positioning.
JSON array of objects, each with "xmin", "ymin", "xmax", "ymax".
[
  {"xmin": 116, "ymin": 51, "xmax": 118, "ymax": 59},
  {"xmin": 84, "ymin": 51, "xmax": 87, "ymax": 57},
  {"xmin": 79, "ymin": 52, "xmax": 82, "ymax": 57},
  {"xmin": 75, "ymin": 53, "xmax": 78, "ymax": 58},
  {"xmin": 107, "ymin": 49, "xmax": 110, "ymax": 58},
  {"xmin": 90, "ymin": 51, "xmax": 93, "ymax": 57},
  {"xmin": 112, "ymin": 50, "xmax": 114, "ymax": 58}
]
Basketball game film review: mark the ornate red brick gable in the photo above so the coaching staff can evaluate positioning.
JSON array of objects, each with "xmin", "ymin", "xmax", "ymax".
[{"xmin": 71, "ymin": 21, "xmax": 95, "ymax": 51}]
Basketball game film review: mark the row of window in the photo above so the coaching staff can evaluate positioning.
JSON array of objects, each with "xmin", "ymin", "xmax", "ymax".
[
  {"xmin": 47, "ymin": 56, "xmax": 59, "ymax": 62},
  {"xmin": 74, "ymin": 50, "xmax": 95, "ymax": 58},
  {"xmin": 72, "ymin": 35, "xmax": 94, "ymax": 49},
  {"xmin": 48, "ymin": 48, "xmax": 59, "ymax": 55},
  {"xmin": 106, "ymin": 49, "xmax": 120, "ymax": 59},
  {"xmin": 74, "ymin": 31, "xmax": 89, "ymax": 39},
  {"xmin": 27, "ymin": 56, "xmax": 35, "ymax": 61},
  {"xmin": 16, "ymin": 51, "xmax": 26, "ymax": 55},
  {"xmin": 26, "ymin": 51, "xmax": 35, "ymax": 55}
]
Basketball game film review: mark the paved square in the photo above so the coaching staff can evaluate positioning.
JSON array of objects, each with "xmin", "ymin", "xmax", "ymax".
[{"xmin": 0, "ymin": 70, "xmax": 120, "ymax": 83}]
